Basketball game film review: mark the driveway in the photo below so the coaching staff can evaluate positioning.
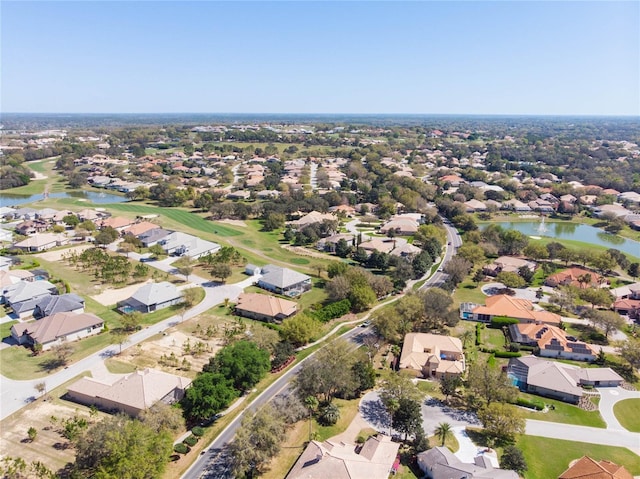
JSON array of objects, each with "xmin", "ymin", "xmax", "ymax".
[{"xmin": 596, "ymin": 386, "xmax": 640, "ymax": 431}]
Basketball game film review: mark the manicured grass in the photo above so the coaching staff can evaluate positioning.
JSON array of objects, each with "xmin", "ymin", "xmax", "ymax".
[
  {"xmin": 517, "ymin": 435, "xmax": 640, "ymax": 479},
  {"xmin": 518, "ymin": 392, "xmax": 606, "ymax": 428},
  {"xmin": 103, "ymin": 203, "xmax": 243, "ymax": 237},
  {"xmin": 428, "ymin": 433, "xmax": 460, "ymax": 452},
  {"xmin": 105, "ymin": 358, "xmax": 137, "ymax": 374},
  {"xmin": 483, "ymin": 327, "xmax": 507, "ymax": 350},
  {"xmin": 0, "ymin": 320, "xmax": 18, "ymax": 340},
  {"xmin": 290, "ymin": 258, "xmax": 310, "ymax": 265},
  {"xmin": 315, "ymin": 398, "xmax": 361, "ymax": 441},
  {"xmin": 613, "ymin": 398, "xmax": 640, "ymax": 432},
  {"xmin": 453, "ymin": 279, "xmax": 486, "ymax": 306}
]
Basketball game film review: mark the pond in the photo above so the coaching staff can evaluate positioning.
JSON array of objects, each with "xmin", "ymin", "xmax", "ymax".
[
  {"xmin": 0, "ymin": 190, "xmax": 128, "ymax": 207},
  {"xmin": 485, "ymin": 221, "xmax": 640, "ymax": 258}
]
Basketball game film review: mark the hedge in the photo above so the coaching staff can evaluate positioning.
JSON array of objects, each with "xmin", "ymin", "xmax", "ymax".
[
  {"xmin": 475, "ymin": 323, "xmax": 484, "ymax": 346},
  {"xmin": 494, "ymin": 351, "xmax": 522, "ymax": 358},
  {"xmin": 516, "ymin": 397, "xmax": 545, "ymax": 410},
  {"xmin": 191, "ymin": 426, "xmax": 205, "ymax": 437},
  {"xmin": 183, "ymin": 435, "xmax": 198, "ymax": 447},
  {"xmin": 489, "ymin": 316, "xmax": 520, "ymax": 328}
]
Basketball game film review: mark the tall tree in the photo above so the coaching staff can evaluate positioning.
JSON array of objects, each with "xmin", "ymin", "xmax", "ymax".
[
  {"xmin": 477, "ymin": 403, "xmax": 525, "ymax": 444},
  {"xmin": 466, "ymin": 363, "xmax": 517, "ymax": 406},
  {"xmin": 204, "ymin": 340, "xmax": 270, "ymax": 392},
  {"xmin": 434, "ymin": 422, "xmax": 453, "ymax": 446},
  {"xmin": 392, "ymin": 398, "xmax": 423, "ymax": 441}
]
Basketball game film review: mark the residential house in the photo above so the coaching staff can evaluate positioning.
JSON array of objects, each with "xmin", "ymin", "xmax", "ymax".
[
  {"xmin": 328, "ymin": 204, "xmax": 356, "ymax": 217},
  {"xmin": 13, "ymin": 233, "xmax": 69, "ymax": 252},
  {"xmin": 66, "ymin": 368, "xmax": 191, "ymax": 417},
  {"xmin": 462, "ymin": 295, "xmax": 561, "ymax": 325},
  {"xmin": 286, "ymin": 434, "xmax": 400, "ymax": 479},
  {"xmin": 483, "ymin": 256, "xmax": 536, "ymax": 277},
  {"xmin": 257, "ymin": 265, "xmax": 311, "ymax": 296},
  {"xmin": 592, "ymin": 204, "xmax": 632, "ymax": 218},
  {"xmin": 612, "ymin": 283, "xmax": 640, "ymax": 318},
  {"xmin": 287, "ymin": 211, "xmax": 337, "ymax": 230},
  {"xmin": 380, "ymin": 217, "xmax": 420, "ymax": 236},
  {"xmin": 121, "ymin": 221, "xmax": 159, "ymax": 237},
  {"xmin": 359, "ymin": 238, "xmax": 397, "ymax": 254},
  {"xmin": 0, "ymin": 269, "xmax": 34, "ymax": 287},
  {"xmin": 502, "ymin": 199, "xmax": 532, "ymax": 212},
  {"xmin": 76, "ymin": 208, "xmax": 104, "ymax": 222},
  {"xmin": 234, "ymin": 293, "xmax": 297, "ymax": 323},
  {"xmin": 545, "ymin": 267, "xmax": 606, "ymax": 289},
  {"xmin": 509, "ymin": 323, "xmax": 596, "ymax": 361},
  {"xmin": 33, "ymin": 293, "xmax": 85, "ymax": 320},
  {"xmin": 316, "ymin": 233, "xmax": 354, "ymax": 252},
  {"xmin": 389, "ymin": 242, "xmax": 422, "ymax": 258},
  {"xmin": 11, "ymin": 312, "xmax": 104, "ymax": 350},
  {"xmin": 399, "ymin": 333, "xmax": 465, "ymax": 379},
  {"xmin": 159, "ymin": 231, "xmax": 220, "ymax": 259},
  {"xmin": 618, "ymin": 191, "xmax": 640, "ymax": 204},
  {"xmin": 417, "ymin": 446, "xmax": 518, "ymax": 479},
  {"xmin": 507, "ymin": 356, "xmax": 622, "ymax": 403},
  {"xmin": 2, "ymin": 280, "xmax": 58, "ymax": 318},
  {"xmin": 464, "ymin": 199, "xmax": 487, "ymax": 213},
  {"xmin": 118, "ymin": 281, "xmax": 182, "ymax": 313},
  {"xmin": 97, "ymin": 216, "xmax": 134, "ymax": 231},
  {"xmin": 9, "ymin": 207, "xmax": 39, "ymax": 221},
  {"xmin": 138, "ymin": 228, "xmax": 172, "ymax": 248},
  {"xmin": 439, "ymin": 174, "xmax": 465, "ymax": 187},
  {"xmin": 227, "ymin": 190, "xmax": 251, "ymax": 200},
  {"xmin": 15, "ymin": 219, "xmax": 48, "ymax": 236},
  {"xmin": 558, "ymin": 456, "xmax": 633, "ymax": 479}
]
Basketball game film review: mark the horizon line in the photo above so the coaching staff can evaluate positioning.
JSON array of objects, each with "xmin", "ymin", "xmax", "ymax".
[{"xmin": 3, "ymin": 112, "xmax": 639, "ymax": 118}]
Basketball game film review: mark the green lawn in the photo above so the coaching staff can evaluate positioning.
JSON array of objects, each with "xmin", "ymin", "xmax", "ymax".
[
  {"xmin": 453, "ymin": 279, "xmax": 486, "ymax": 306},
  {"xmin": 518, "ymin": 392, "xmax": 606, "ymax": 428},
  {"xmin": 103, "ymin": 203, "xmax": 242, "ymax": 237},
  {"xmin": 517, "ymin": 435, "xmax": 640, "ymax": 479},
  {"xmin": 314, "ymin": 398, "xmax": 361, "ymax": 441},
  {"xmin": 0, "ymin": 320, "xmax": 18, "ymax": 340},
  {"xmin": 613, "ymin": 398, "xmax": 640, "ymax": 432}
]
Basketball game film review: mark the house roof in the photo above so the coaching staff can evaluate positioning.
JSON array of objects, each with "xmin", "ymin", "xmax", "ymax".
[
  {"xmin": 359, "ymin": 238, "xmax": 396, "ymax": 254},
  {"xmin": 558, "ymin": 456, "xmax": 633, "ymax": 479},
  {"xmin": 13, "ymin": 233, "xmax": 67, "ymax": 249},
  {"xmin": 286, "ymin": 435, "xmax": 400, "ymax": 479},
  {"xmin": 546, "ymin": 267, "xmax": 604, "ymax": 288},
  {"xmin": 0, "ymin": 269, "xmax": 34, "ymax": 287},
  {"xmin": 526, "ymin": 359, "xmax": 584, "ymax": 398},
  {"xmin": 67, "ymin": 368, "xmax": 192, "ymax": 412},
  {"xmin": 2, "ymin": 280, "xmax": 57, "ymax": 304},
  {"xmin": 129, "ymin": 281, "xmax": 181, "ymax": 306},
  {"xmin": 399, "ymin": 333, "xmax": 464, "ymax": 374},
  {"xmin": 35, "ymin": 293, "xmax": 85, "ymax": 317},
  {"xmin": 513, "ymin": 323, "xmax": 596, "ymax": 356},
  {"xmin": 138, "ymin": 227, "xmax": 171, "ymax": 243},
  {"xmin": 12, "ymin": 312, "xmax": 103, "ymax": 345},
  {"xmin": 260, "ymin": 265, "xmax": 310, "ymax": 289},
  {"xmin": 472, "ymin": 295, "xmax": 561, "ymax": 325},
  {"xmin": 288, "ymin": 211, "xmax": 336, "ymax": 228},
  {"xmin": 236, "ymin": 293, "xmax": 297, "ymax": 319},
  {"xmin": 418, "ymin": 446, "xmax": 518, "ymax": 479},
  {"xmin": 122, "ymin": 221, "xmax": 159, "ymax": 237}
]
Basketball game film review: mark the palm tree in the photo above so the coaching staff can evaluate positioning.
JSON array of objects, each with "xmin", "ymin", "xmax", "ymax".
[
  {"xmin": 435, "ymin": 422, "xmax": 453, "ymax": 446},
  {"xmin": 304, "ymin": 396, "xmax": 319, "ymax": 441}
]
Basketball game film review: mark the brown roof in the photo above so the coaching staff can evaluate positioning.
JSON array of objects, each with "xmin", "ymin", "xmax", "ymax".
[
  {"xmin": 68, "ymin": 368, "xmax": 192, "ymax": 412},
  {"xmin": 16, "ymin": 312, "xmax": 103, "ymax": 345},
  {"xmin": 121, "ymin": 221, "xmax": 159, "ymax": 237},
  {"xmin": 559, "ymin": 456, "xmax": 633, "ymax": 479},
  {"xmin": 516, "ymin": 323, "xmax": 595, "ymax": 356},
  {"xmin": 546, "ymin": 267, "xmax": 605, "ymax": 289},
  {"xmin": 235, "ymin": 293, "xmax": 297, "ymax": 319},
  {"xmin": 99, "ymin": 216, "xmax": 133, "ymax": 229},
  {"xmin": 473, "ymin": 295, "xmax": 561, "ymax": 325}
]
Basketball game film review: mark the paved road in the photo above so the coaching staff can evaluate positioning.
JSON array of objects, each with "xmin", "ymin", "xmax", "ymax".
[
  {"xmin": 596, "ymin": 386, "xmax": 640, "ymax": 430},
  {"xmin": 181, "ymin": 325, "xmax": 376, "ymax": 479},
  {"xmin": 419, "ymin": 220, "xmax": 462, "ymax": 290}
]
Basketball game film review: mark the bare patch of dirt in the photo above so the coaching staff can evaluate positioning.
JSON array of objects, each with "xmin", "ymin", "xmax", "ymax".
[
  {"xmin": 35, "ymin": 244, "xmax": 93, "ymax": 262},
  {"xmin": 91, "ymin": 279, "xmax": 152, "ymax": 306},
  {"xmin": 217, "ymin": 219, "xmax": 247, "ymax": 227}
]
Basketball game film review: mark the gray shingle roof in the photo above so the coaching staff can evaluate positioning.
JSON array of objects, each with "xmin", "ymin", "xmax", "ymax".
[
  {"xmin": 130, "ymin": 281, "xmax": 181, "ymax": 306},
  {"xmin": 260, "ymin": 265, "xmax": 310, "ymax": 289}
]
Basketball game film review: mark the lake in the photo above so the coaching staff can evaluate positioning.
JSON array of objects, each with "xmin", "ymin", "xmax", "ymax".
[
  {"xmin": 0, "ymin": 190, "xmax": 129, "ymax": 207},
  {"xmin": 486, "ymin": 221, "xmax": 640, "ymax": 258}
]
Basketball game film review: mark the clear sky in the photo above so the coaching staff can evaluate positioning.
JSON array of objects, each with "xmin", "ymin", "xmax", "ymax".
[{"xmin": 2, "ymin": 1, "xmax": 638, "ymax": 115}]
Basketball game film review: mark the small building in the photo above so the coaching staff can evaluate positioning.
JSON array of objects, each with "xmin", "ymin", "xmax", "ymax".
[
  {"xmin": 118, "ymin": 281, "xmax": 182, "ymax": 313},
  {"xmin": 257, "ymin": 265, "xmax": 311, "ymax": 297},
  {"xmin": 235, "ymin": 293, "xmax": 297, "ymax": 323},
  {"xmin": 417, "ymin": 446, "xmax": 518, "ymax": 479},
  {"xmin": 558, "ymin": 456, "xmax": 633, "ymax": 479},
  {"xmin": 33, "ymin": 293, "xmax": 85, "ymax": 320},
  {"xmin": 11, "ymin": 312, "xmax": 104, "ymax": 350},
  {"xmin": 286, "ymin": 434, "xmax": 400, "ymax": 479},
  {"xmin": 399, "ymin": 333, "xmax": 465, "ymax": 379},
  {"xmin": 66, "ymin": 368, "xmax": 192, "ymax": 417}
]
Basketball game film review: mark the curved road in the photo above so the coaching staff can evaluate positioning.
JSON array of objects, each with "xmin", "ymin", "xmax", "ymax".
[{"xmin": 181, "ymin": 220, "xmax": 463, "ymax": 479}]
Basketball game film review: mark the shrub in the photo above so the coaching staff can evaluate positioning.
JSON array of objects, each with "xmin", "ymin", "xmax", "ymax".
[
  {"xmin": 516, "ymin": 398, "xmax": 544, "ymax": 410},
  {"xmin": 509, "ymin": 342, "xmax": 520, "ymax": 352},
  {"xmin": 494, "ymin": 351, "xmax": 522, "ymax": 358},
  {"xmin": 174, "ymin": 443, "xmax": 188, "ymax": 454},
  {"xmin": 489, "ymin": 316, "xmax": 520, "ymax": 329},
  {"xmin": 183, "ymin": 435, "xmax": 198, "ymax": 447},
  {"xmin": 311, "ymin": 299, "xmax": 352, "ymax": 322},
  {"xmin": 191, "ymin": 426, "xmax": 205, "ymax": 437},
  {"xmin": 318, "ymin": 403, "xmax": 340, "ymax": 426}
]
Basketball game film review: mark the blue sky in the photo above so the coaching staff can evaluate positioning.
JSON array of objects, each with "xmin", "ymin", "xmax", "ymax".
[{"xmin": 2, "ymin": 1, "xmax": 638, "ymax": 115}]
